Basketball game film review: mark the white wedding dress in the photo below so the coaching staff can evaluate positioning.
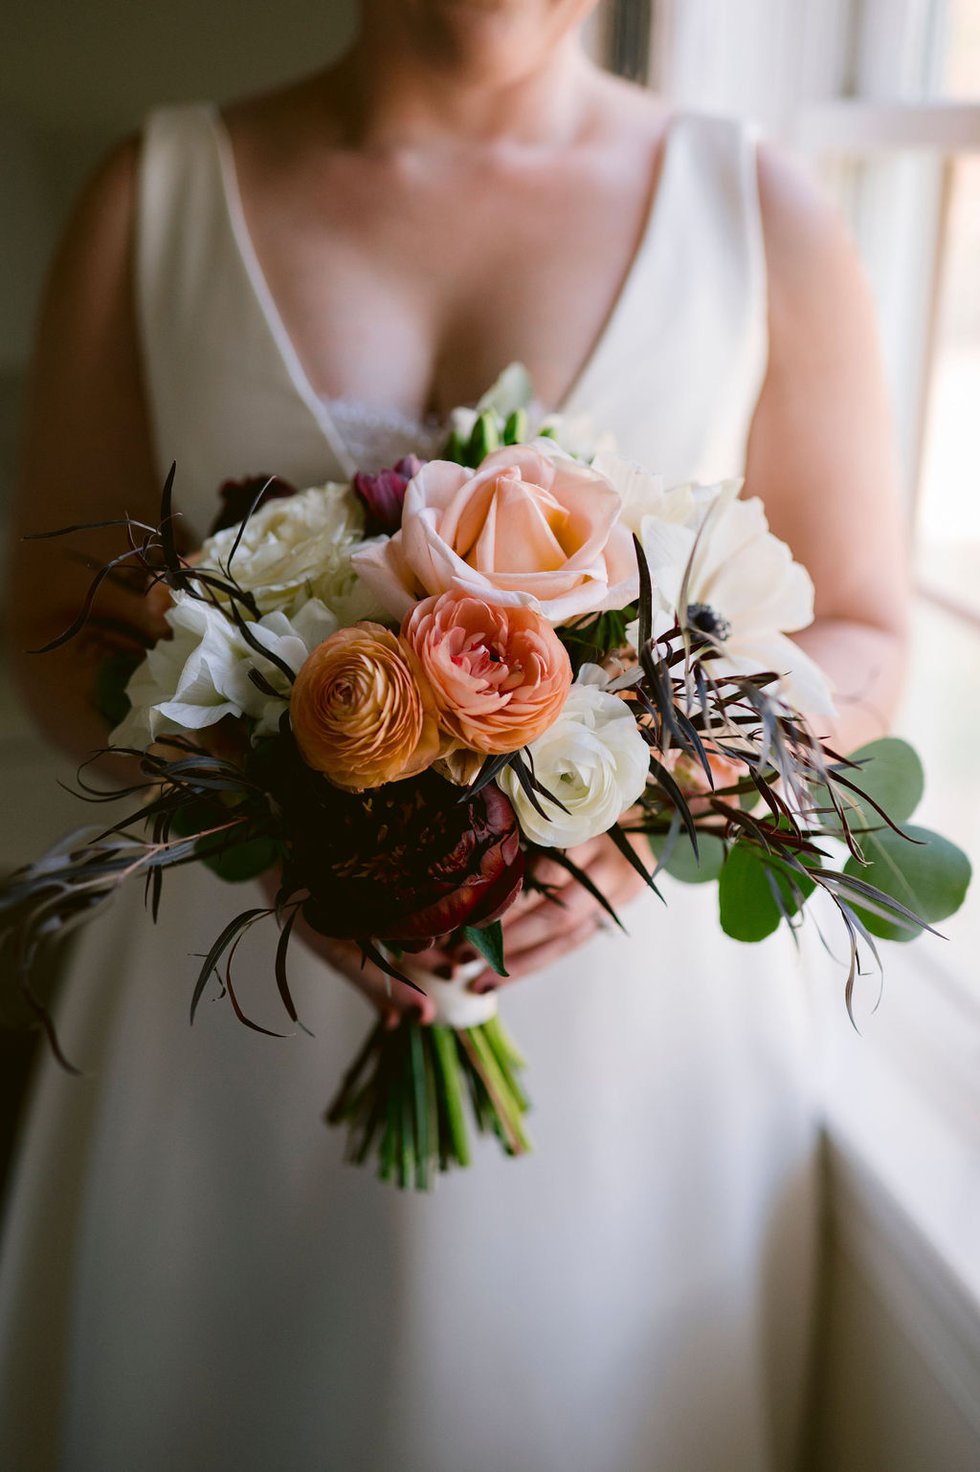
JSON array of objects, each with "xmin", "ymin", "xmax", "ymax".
[{"xmin": 0, "ymin": 105, "xmax": 820, "ymax": 1472}]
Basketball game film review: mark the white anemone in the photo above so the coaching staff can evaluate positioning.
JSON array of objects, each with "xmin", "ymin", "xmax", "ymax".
[
  {"xmin": 591, "ymin": 452, "xmax": 695, "ymax": 536},
  {"xmin": 635, "ymin": 483, "xmax": 836, "ymax": 717}
]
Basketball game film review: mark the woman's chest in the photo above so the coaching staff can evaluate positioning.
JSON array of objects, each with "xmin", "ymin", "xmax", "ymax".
[{"xmin": 235, "ymin": 139, "xmax": 664, "ymax": 418}]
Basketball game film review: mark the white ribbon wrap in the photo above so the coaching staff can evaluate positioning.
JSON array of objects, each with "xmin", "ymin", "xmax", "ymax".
[{"xmin": 398, "ymin": 959, "xmax": 498, "ymax": 1029}]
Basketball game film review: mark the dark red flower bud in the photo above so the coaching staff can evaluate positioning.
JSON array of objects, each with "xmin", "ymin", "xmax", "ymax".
[
  {"xmin": 352, "ymin": 456, "xmax": 424, "ymax": 538},
  {"xmin": 209, "ymin": 475, "xmax": 297, "ymax": 536}
]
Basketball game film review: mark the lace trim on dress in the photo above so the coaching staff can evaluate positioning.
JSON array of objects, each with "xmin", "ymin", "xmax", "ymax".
[{"xmin": 318, "ymin": 395, "xmax": 450, "ymax": 473}]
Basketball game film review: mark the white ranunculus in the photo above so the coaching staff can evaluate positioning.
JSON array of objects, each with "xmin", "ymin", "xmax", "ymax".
[
  {"xmin": 633, "ymin": 481, "xmax": 836, "ymax": 717},
  {"xmin": 197, "ymin": 483, "xmax": 383, "ymax": 621},
  {"xmin": 499, "ymin": 681, "xmax": 649, "ymax": 848},
  {"xmin": 111, "ymin": 593, "xmax": 250, "ymax": 747}
]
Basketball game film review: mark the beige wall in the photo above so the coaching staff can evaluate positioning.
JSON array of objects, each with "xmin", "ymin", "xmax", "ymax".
[
  {"xmin": 1, "ymin": 0, "xmax": 359, "ymax": 132},
  {"xmin": 0, "ymin": 1, "xmax": 358, "ymax": 368},
  {"xmin": 0, "ymin": 0, "xmax": 362, "ymax": 844}
]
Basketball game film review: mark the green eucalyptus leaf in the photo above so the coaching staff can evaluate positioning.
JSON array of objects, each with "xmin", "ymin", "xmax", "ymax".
[
  {"xmin": 648, "ymin": 831, "xmax": 726, "ymax": 885},
  {"xmin": 171, "ymin": 797, "xmax": 279, "ymax": 883},
  {"xmin": 200, "ymin": 836, "xmax": 281, "ymax": 883},
  {"xmin": 843, "ymin": 824, "xmax": 971, "ymax": 941},
  {"xmin": 719, "ymin": 841, "xmax": 817, "ymax": 943},
  {"xmin": 461, "ymin": 919, "xmax": 508, "ymax": 977},
  {"xmin": 819, "ymin": 737, "xmax": 924, "ymax": 834}
]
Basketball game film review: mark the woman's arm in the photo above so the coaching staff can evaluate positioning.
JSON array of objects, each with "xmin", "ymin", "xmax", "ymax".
[
  {"xmin": 484, "ymin": 141, "xmax": 912, "ymax": 988},
  {"xmin": 748, "ymin": 142, "xmax": 910, "ymax": 752},
  {"xmin": 6, "ymin": 143, "xmax": 433, "ymax": 1020},
  {"xmin": 6, "ymin": 139, "xmax": 168, "ymax": 760}
]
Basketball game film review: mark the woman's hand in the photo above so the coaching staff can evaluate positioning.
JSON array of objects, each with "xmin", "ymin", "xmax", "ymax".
[
  {"xmin": 263, "ymin": 831, "xmax": 651, "ymax": 1023},
  {"xmin": 295, "ymin": 922, "xmax": 454, "ymax": 1028},
  {"xmin": 259, "ymin": 871, "xmax": 447, "ymax": 1027},
  {"xmin": 464, "ymin": 832, "xmax": 651, "ymax": 993}
]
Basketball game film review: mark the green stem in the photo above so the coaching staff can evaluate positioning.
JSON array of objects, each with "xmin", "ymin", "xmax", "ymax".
[
  {"xmin": 482, "ymin": 1016, "xmax": 530, "ymax": 1111},
  {"xmin": 460, "ymin": 1026, "xmax": 532, "ymax": 1157},
  {"xmin": 431, "ymin": 1024, "xmax": 471, "ymax": 1168},
  {"xmin": 325, "ymin": 1018, "xmax": 386, "ymax": 1125},
  {"xmin": 408, "ymin": 1023, "xmax": 431, "ymax": 1190}
]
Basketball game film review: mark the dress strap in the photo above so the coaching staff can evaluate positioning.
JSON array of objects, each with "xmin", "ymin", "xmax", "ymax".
[
  {"xmin": 135, "ymin": 105, "xmax": 348, "ymax": 530},
  {"xmin": 562, "ymin": 111, "xmax": 769, "ymax": 485}
]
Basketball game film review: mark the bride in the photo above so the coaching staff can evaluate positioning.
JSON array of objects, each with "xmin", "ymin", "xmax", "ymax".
[{"xmin": 2, "ymin": 2, "xmax": 907, "ymax": 1468}]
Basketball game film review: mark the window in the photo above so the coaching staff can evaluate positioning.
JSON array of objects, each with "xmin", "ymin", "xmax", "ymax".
[
  {"xmin": 654, "ymin": 0, "xmax": 980, "ymax": 999},
  {"xmin": 649, "ymin": 3, "xmax": 980, "ymax": 1317}
]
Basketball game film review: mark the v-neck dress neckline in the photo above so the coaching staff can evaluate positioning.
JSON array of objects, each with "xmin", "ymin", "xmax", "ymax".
[{"xmin": 203, "ymin": 103, "xmax": 684, "ymax": 471}]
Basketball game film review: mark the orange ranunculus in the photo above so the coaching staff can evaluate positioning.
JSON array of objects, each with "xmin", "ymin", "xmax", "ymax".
[
  {"xmin": 402, "ymin": 591, "xmax": 572, "ymax": 756},
  {"xmin": 290, "ymin": 623, "xmax": 440, "ymax": 791}
]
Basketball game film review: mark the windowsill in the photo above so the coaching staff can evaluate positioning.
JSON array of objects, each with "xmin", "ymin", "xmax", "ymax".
[{"xmin": 819, "ymin": 963, "xmax": 980, "ymax": 1432}]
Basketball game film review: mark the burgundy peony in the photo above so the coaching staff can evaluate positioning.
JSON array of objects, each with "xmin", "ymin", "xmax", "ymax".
[
  {"xmin": 272, "ymin": 750, "xmax": 524, "ymax": 946},
  {"xmin": 209, "ymin": 474, "xmax": 297, "ymax": 536},
  {"xmin": 352, "ymin": 456, "xmax": 424, "ymax": 538}
]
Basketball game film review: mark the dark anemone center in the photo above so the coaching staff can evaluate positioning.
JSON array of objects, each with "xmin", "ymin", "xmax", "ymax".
[{"xmin": 686, "ymin": 602, "xmax": 732, "ymax": 642}]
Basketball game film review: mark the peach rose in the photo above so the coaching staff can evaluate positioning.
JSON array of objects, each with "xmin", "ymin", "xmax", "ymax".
[
  {"xmin": 351, "ymin": 444, "xmax": 638, "ymax": 626},
  {"xmin": 402, "ymin": 591, "xmax": 572, "ymax": 755},
  {"xmin": 290, "ymin": 623, "xmax": 440, "ymax": 791}
]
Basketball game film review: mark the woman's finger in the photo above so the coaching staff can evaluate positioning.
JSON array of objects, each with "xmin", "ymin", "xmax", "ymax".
[
  {"xmin": 494, "ymin": 853, "xmax": 638, "ymax": 955},
  {"xmin": 473, "ymin": 914, "xmax": 607, "ymax": 990}
]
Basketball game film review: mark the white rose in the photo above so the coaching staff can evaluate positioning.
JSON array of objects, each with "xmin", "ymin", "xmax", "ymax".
[
  {"xmin": 499, "ymin": 681, "xmax": 649, "ymax": 848},
  {"xmin": 197, "ymin": 483, "xmax": 383, "ymax": 622}
]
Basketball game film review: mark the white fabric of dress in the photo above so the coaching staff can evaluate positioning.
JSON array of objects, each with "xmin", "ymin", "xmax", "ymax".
[{"xmin": 0, "ymin": 104, "xmax": 820, "ymax": 1472}]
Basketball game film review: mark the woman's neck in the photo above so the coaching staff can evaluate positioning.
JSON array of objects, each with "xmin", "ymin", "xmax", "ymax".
[{"xmin": 326, "ymin": 27, "xmax": 599, "ymax": 152}]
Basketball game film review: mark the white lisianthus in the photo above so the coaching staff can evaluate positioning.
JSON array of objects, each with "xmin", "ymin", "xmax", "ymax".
[
  {"xmin": 447, "ymin": 358, "xmax": 615, "ymax": 464},
  {"xmin": 111, "ymin": 595, "xmax": 339, "ymax": 748},
  {"xmin": 197, "ymin": 483, "xmax": 384, "ymax": 622},
  {"xmin": 227, "ymin": 599, "xmax": 339, "ymax": 734},
  {"xmin": 499, "ymin": 676, "xmax": 649, "ymax": 848},
  {"xmin": 632, "ymin": 482, "xmax": 836, "ymax": 717},
  {"xmin": 111, "ymin": 593, "xmax": 250, "ymax": 747}
]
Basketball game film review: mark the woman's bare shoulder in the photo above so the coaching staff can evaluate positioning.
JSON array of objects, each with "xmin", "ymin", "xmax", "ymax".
[
  {"xmin": 45, "ymin": 134, "xmax": 141, "ymax": 314},
  {"xmin": 755, "ymin": 140, "xmax": 874, "ymax": 344}
]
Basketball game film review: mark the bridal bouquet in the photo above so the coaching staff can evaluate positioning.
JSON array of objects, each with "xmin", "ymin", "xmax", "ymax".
[{"xmin": 3, "ymin": 373, "xmax": 970, "ymax": 1188}]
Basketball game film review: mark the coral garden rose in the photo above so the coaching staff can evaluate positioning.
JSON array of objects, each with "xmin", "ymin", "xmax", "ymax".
[
  {"xmin": 351, "ymin": 443, "xmax": 638, "ymax": 625},
  {"xmin": 290, "ymin": 623, "xmax": 440, "ymax": 791},
  {"xmin": 402, "ymin": 591, "xmax": 572, "ymax": 755}
]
